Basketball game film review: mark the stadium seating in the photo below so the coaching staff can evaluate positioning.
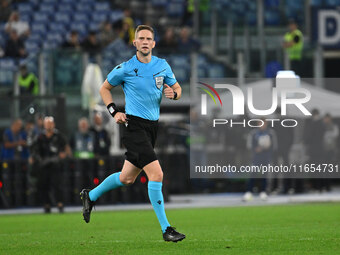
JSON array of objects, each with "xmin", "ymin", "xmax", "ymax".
[
  {"xmin": 39, "ymin": 3, "xmax": 56, "ymax": 14},
  {"xmin": 33, "ymin": 13, "xmax": 50, "ymax": 23},
  {"xmin": 110, "ymin": 10, "xmax": 124, "ymax": 23},
  {"xmin": 70, "ymin": 23, "xmax": 88, "ymax": 36},
  {"xmin": 17, "ymin": 3, "xmax": 34, "ymax": 13},
  {"xmin": 25, "ymin": 40, "xmax": 40, "ymax": 54},
  {"xmin": 60, "ymin": 0, "xmax": 75, "ymax": 4},
  {"xmin": 0, "ymin": 32, "xmax": 6, "ymax": 48},
  {"xmin": 0, "ymin": 0, "xmax": 301, "ymax": 87},
  {"xmin": 43, "ymin": 40, "xmax": 58, "ymax": 50},
  {"xmin": 28, "ymin": 33, "xmax": 42, "ymax": 43},
  {"xmin": 19, "ymin": 12, "xmax": 31, "ymax": 23},
  {"xmin": 58, "ymin": 4, "xmax": 74, "ymax": 12},
  {"xmin": 265, "ymin": 10, "xmax": 280, "ymax": 26},
  {"xmin": 49, "ymin": 23, "xmax": 68, "ymax": 34},
  {"xmin": 324, "ymin": 0, "xmax": 340, "ymax": 6},
  {"xmin": 75, "ymin": 3, "xmax": 93, "ymax": 12},
  {"xmin": 54, "ymin": 12, "xmax": 72, "ymax": 24},
  {"xmin": 166, "ymin": 0, "xmax": 185, "ymax": 17},
  {"xmin": 31, "ymin": 23, "xmax": 47, "ymax": 35},
  {"xmin": 91, "ymin": 12, "xmax": 109, "ymax": 24},
  {"xmin": 42, "ymin": 0, "xmax": 56, "ymax": 3},
  {"xmin": 28, "ymin": 0, "xmax": 39, "ymax": 6},
  {"xmin": 73, "ymin": 13, "xmax": 89, "ymax": 24},
  {"xmin": 0, "ymin": 58, "xmax": 16, "ymax": 70},
  {"xmin": 171, "ymin": 66, "xmax": 189, "ymax": 82},
  {"xmin": 94, "ymin": 2, "xmax": 111, "ymax": 12},
  {"xmin": 151, "ymin": 0, "xmax": 168, "ymax": 7},
  {"xmin": 207, "ymin": 64, "xmax": 225, "ymax": 78}
]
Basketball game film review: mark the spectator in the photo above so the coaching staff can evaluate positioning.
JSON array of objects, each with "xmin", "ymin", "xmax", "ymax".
[
  {"xmin": 90, "ymin": 112, "xmax": 111, "ymax": 157},
  {"xmin": 120, "ymin": 20, "xmax": 134, "ymax": 45},
  {"xmin": 304, "ymin": 109, "xmax": 325, "ymax": 192},
  {"xmin": 181, "ymin": 0, "xmax": 209, "ymax": 27},
  {"xmin": 5, "ymin": 30, "xmax": 27, "ymax": 58},
  {"xmin": 304, "ymin": 109, "xmax": 325, "ymax": 165},
  {"xmin": 20, "ymin": 120, "xmax": 31, "ymax": 160},
  {"xmin": 283, "ymin": 19, "xmax": 304, "ymax": 76},
  {"xmin": 81, "ymin": 31, "xmax": 101, "ymax": 58},
  {"xmin": 177, "ymin": 27, "xmax": 200, "ymax": 53},
  {"xmin": 322, "ymin": 113, "xmax": 339, "ymax": 191},
  {"xmin": 99, "ymin": 21, "xmax": 118, "ymax": 47},
  {"xmin": 5, "ymin": 11, "xmax": 30, "ymax": 39},
  {"xmin": 243, "ymin": 120, "xmax": 277, "ymax": 201},
  {"xmin": 34, "ymin": 113, "xmax": 44, "ymax": 136},
  {"xmin": 273, "ymin": 108, "xmax": 294, "ymax": 194},
  {"xmin": 323, "ymin": 114, "xmax": 339, "ymax": 162},
  {"xmin": 30, "ymin": 116, "xmax": 72, "ymax": 213},
  {"xmin": 157, "ymin": 27, "xmax": 178, "ymax": 54},
  {"xmin": 0, "ymin": 46, "xmax": 4, "ymax": 58},
  {"xmin": 1, "ymin": 118, "xmax": 27, "ymax": 160},
  {"xmin": 62, "ymin": 30, "xmax": 81, "ymax": 50},
  {"xmin": 70, "ymin": 117, "xmax": 95, "ymax": 159},
  {"xmin": 25, "ymin": 118, "xmax": 38, "ymax": 148},
  {"xmin": 18, "ymin": 64, "xmax": 39, "ymax": 95},
  {"xmin": 0, "ymin": 0, "xmax": 12, "ymax": 23},
  {"xmin": 119, "ymin": 8, "xmax": 135, "ymax": 45}
]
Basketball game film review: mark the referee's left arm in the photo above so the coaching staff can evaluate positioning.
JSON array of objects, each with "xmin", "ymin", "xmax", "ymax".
[
  {"xmin": 172, "ymin": 82, "xmax": 182, "ymax": 100},
  {"xmin": 164, "ymin": 82, "xmax": 182, "ymax": 100}
]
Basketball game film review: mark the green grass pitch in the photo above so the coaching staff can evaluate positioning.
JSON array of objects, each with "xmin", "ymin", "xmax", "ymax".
[{"xmin": 1, "ymin": 203, "xmax": 340, "ymax": 255}]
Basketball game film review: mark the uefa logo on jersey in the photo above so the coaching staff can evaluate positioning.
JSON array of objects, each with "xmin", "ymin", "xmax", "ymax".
[{"xmin": 155, "ymin": 76, "xmax": 164, "ymax": 89}]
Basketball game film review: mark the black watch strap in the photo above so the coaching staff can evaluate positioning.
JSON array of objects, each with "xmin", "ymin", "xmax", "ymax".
[
  {"xmin": 107, "ymin": 103, "xmax": 118, "ymax": 117},
  {"xmin": 173, "ymin": 91, "xmax": 178, "ymax": 100}
]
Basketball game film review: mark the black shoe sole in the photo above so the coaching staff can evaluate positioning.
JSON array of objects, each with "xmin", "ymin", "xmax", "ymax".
[
  {"xmin": 164, "ymin": 235, "xmax": 186, "ymax": 243},
  {"xmin": 80, "ymin": 190, "xmax": 91, "ymax": 223}
]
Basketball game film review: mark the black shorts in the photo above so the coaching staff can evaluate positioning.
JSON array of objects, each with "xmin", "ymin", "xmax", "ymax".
[{"xmin": 122, "ymin": 114, "xmax": 158, "ymax": 169}]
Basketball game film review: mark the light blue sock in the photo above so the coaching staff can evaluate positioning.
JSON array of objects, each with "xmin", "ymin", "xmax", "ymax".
[
  {"xmin": 148, "ymin": 181, "xmax": 170, "ymax": 233},
  {"xmin": 89, "ymin": 172, "xmax": 124, "ymax": 202}
]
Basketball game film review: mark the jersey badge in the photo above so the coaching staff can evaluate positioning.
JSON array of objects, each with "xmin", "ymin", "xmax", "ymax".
[{"xmin": 155, "ymin": 76, "xmax": 164, "ymax": 89}]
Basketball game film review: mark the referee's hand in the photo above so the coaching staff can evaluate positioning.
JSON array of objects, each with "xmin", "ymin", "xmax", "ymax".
[
  {"xmin": 164, "ymin": 84, "xmax": 175, "ymax": 99},
  {"xmin": 114, "ymin": 112, "xmax": 128, "ymax": 124}
]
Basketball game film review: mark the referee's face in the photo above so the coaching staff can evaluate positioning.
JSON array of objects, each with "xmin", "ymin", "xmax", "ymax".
[{"xmin": 134, "ymin": 30, "xmax": 155, "ymax": 56}]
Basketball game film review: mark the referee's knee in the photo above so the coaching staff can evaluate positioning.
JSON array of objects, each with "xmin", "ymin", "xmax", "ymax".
[
  {"xmin": 120, "ymin": 176, "xmax": 136, "ymax": 186},
  {"xmin": 147, "ymin": 171, "xmax": 163, "ymax": 182}
]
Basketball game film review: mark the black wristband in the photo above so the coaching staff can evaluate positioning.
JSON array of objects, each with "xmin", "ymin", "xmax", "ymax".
[
  {"xmin": 173, "ymin": 91, "xmax": 178, "ymax": 100},
  {"xmin": 107, "ymin": 103, "xmax": 118, "ymax": 117}
]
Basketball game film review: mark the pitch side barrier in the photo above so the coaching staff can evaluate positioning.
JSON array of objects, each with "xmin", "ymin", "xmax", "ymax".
[{"xmin": 0, "ymin": 157, "xmax": 153, "ymax": 208}]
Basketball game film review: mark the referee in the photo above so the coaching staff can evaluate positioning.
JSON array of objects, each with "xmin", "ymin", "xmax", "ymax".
[{"xmin": 81, "ymin": 25, "xmax": 185, "ymax": 242}]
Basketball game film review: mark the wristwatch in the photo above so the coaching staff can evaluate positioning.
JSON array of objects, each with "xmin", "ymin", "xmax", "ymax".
[{"xmin": 173, "ymin": 91, "xmax": 178, "ymax": 100}]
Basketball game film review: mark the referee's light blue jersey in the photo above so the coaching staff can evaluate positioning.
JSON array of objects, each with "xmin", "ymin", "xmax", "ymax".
[{"xmin": 107, "ymin": 55, "xmax": 177, "ymax": 121}]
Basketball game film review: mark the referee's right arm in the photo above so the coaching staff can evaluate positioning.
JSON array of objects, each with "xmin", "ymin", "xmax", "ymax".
[
  {"xmin": 100, "ymin": 79, "xmax": 115, "ymax": 106},
  {"xmin": 100, "ymin": 79, "xmax": 127, "ymax": 124}
]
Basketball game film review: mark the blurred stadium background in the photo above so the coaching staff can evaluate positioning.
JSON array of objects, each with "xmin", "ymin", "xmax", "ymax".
[{"xmin": 1, "ymin": 0, "xmax": 340, "ymax": 210}]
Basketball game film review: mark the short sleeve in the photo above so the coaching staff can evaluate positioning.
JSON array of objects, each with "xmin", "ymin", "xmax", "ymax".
[
  {"xmin": 163, "ymin": 60, "xmax": 177, "ymax": 86},
  {"xmin": 107, "ymin": 62, "xmax": 125, "ymax": 86}
]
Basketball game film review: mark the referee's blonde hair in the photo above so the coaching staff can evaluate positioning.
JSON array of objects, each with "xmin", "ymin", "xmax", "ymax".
[{"xmin": 135, "ymin": 25, "xmax": 154, "ymax": 39}]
